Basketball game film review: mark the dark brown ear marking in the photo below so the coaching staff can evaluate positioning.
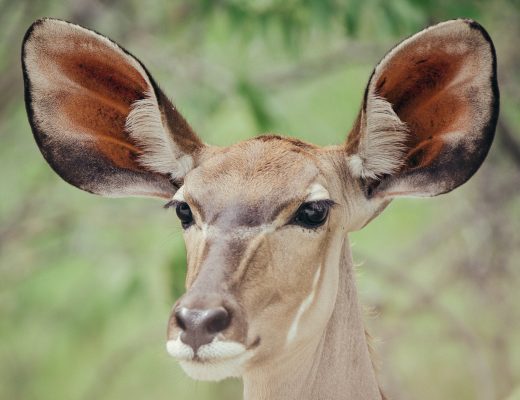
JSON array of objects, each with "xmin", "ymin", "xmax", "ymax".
[
  {"xmin": 156, "ymin": 89, "xmax": 203, "ymax": 156},
  {"xmin": 22, "ymin": 18, "xmax": 202, "ymax": 198},
  {"xmin": 347, "ymin": 19, "xmax": 499, "ymax": 198}
]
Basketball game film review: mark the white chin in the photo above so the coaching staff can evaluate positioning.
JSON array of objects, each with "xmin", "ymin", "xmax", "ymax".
[
  {"xmin": 179, "ymin": 356, "xmax": 247, "ymax": 381},
  {"xmin": 167, "ymin": 337, "xmax": 252, "ymax": 381}
]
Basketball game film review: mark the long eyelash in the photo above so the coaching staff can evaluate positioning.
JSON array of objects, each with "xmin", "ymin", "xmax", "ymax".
[
  {"xmin": 164, "ymin": 200, "xmax": 180, "ymax": 209},
  {"xmin": 306, "ymin": 199, "xmax": 337, "ymax": 208}
]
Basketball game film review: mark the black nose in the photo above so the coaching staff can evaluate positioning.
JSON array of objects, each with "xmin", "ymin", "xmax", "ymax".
[{"xmin": 175, "ymin": 307, "xmax": 231, "ymax": 351}]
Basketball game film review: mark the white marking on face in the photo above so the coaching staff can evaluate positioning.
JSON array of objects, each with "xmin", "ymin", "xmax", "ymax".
[
  {"xmin": 166, "ymin": 333, "xmax": 194, "ymax": 360},
  {"xmin": 306, "ymin": 183, "xmax": 330, "ymax": 202},
  {"xmin": 197, "ymin": 339, "xmax": 247, "ymax": 360},
  {"xmin": 179, "ymin": 350, "xmax": 252, "ymax": 381},
  {"xmin": 172, "ymin": 185, "xmax": 185, "ymax": 202},
  {"xmin": 166, "ymin": 335, "xmax": 252, "ymax": 381},
  {"xmin": 286, "ymin": 265, "xmax": 322, "ymax": 344}
]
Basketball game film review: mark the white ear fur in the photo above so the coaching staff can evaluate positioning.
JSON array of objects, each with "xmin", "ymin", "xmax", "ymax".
[
  {"xmin": 22, "ymin": 18, "xmax": 203, "ymax": 198},
  {"xmin": 125, "ymin": 91, "xmax": 194, "ymax": 181},
  {"xmin": 346, "ymin": 20, "xmax": 498, "ymax": 199},
  {"xmin": 348, "ymin": 94, "xmax": 409, "ymax": 180}
]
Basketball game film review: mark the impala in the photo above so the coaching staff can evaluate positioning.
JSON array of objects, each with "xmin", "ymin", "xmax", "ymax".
[{"xmin": 22, "ymin": 18, "xmax": 498, "ymax": 400}]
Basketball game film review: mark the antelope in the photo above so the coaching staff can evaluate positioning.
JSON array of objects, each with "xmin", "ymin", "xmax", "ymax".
[{"xmin": 22, "ymin": 18, "xmax": 498, "ymax": 400}]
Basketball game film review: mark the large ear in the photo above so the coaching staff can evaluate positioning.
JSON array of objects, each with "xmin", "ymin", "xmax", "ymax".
[
  {"xmin": 346, "ymin": 19, "xmax": 499, "ymax": 198},
  {"xmin": 22, "ymin": 18, "xmax": 204, "ymax": 199}
]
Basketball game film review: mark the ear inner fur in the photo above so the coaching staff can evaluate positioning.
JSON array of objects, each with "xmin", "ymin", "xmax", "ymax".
[
  {"xmin": 22, "ymin": 18, "xmax": 203, "ymax": 198},
  {"xmin": 346, "ymin": 19, "xmax": 499, "ymax": 198},
  {"xmin": 348, "ymin": 94, "xmax": 409, "ymax": 180},
  {"xmin": 126, "ymin": 88, "xmax": 204, "ymax": 181}
]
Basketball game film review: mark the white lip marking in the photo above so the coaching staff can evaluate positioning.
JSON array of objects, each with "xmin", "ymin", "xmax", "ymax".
[
  {"xmin": 166, "ymin": 335, "xmax": 252, "ymax": 381},
  {"xmin": 286, "ymin": 265, "xmax": 322, "ymax": 344},
  {"xmin": 197, "ymin": 338, "xmax": 247, "ymax": 360},
  {"xmin": 179, "ymin": 350, "xmax": 252, "ymax": 381},
  {"xmin": 306, "ymin": 183, "xmax": 330, "ymax": 202},
  {"xmin": 166, "ymin": 333, "xmax": 194, "ymax": 360},
  {"xmin": 166, "ymin": 335, "xmax": 247, "ymax": 361},
  {"xmin": 172, "ymin": 185, "xmax": 185, "ymax": 202}
]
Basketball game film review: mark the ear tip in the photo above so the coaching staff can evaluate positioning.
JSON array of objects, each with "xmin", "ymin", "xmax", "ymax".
[
  {"xmin": 442, "ymin": 18, "xmax": 497, "ymax": 51},
  {"xmin": 24, "ymin": 17, "xmax": 65, "ymax": 40},
  {"xmin": 433, "ymin": 18, "xmax": 484, "ymax": 31},
  {"xmin": 458, "ymin": 18, "xmax": 488, "ymax": 34},
  {"xmin": 22, "ymin": 18, "xmax": 94, "ymax": 54},
  {"xmin": 419, "ymin": 19, "xmax": 495, "ymax": 48},
  {"xmin": 22, "ymin": 19, "xmax": 43, "ymax": 51},
  {"xmin": 22, "ymin": 18, "xmax": 65, "ymax": 58}
]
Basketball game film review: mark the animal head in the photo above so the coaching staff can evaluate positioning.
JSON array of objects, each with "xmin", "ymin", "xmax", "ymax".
[{"xmin": 22, "ymin": 18, "xmax": 498, "ymax": 381}]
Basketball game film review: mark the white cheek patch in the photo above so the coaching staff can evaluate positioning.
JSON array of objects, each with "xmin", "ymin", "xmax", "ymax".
[
  {"xmin": 306, "ymin": 183, "xmax": 330, "ymax": 202},
  {"xmin": 286, "ymin": 265, "xmax": 322, "ymax": 344}
]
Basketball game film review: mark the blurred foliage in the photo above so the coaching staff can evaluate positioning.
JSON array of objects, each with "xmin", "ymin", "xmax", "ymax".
[{"xmin": 1, "ymin": 0, "xmax": 519, "ymax": 399}]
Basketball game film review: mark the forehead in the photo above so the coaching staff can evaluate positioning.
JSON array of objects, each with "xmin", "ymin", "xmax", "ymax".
[{"xmin": 183, "ymin": 136, "xmax": 324, "ymax": 225}]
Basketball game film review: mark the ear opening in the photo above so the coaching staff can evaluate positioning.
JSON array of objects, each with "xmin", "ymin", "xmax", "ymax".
[
  {"xmin": 346, "ymin": 19, "xmax": 499, "ymax": 198},
  {"xmin": 22, "ymin": 18, "xmax": 204, "ymax": 198}
]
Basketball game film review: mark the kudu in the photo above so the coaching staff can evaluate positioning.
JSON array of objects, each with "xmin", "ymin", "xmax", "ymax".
[{"xmin": 22, "ymin": 18, "xmax": 498, "ymax": 400}]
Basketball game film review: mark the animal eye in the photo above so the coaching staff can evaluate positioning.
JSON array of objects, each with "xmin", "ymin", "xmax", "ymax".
[
  {"xmin": 292, "ymin": 200, "xmax": 334, "ymax": 229},
  {"xmin": 175, "ymin": 202, "xmax": 194, "ymax": 229}
]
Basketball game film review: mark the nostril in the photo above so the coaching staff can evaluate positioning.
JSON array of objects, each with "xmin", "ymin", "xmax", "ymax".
[
  {"xmin": 174, "ymin": 308, "xmax": 187, "ymax": 331},
  {"xmin": 174, "ymin": 306, "xmax": 232, "ymax": 350},
  {"xmin": 206, "ymin": 307, "xmax": 231, "ymax": 334},
  {"xmin": 174, "ymin": 306, "xmax": 231, "ymax": 338}
]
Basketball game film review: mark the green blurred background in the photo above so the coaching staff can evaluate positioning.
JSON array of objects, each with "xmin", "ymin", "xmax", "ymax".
[{"xmin": 1, "ymin": 1, "xmax": 519, "ymax": 399}]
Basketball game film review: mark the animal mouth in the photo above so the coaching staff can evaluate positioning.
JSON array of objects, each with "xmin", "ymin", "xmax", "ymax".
[
  {"xmin": 166, "ymin": 335, "xmax": 260, "ymax": 381},
  {"xmin": 166, "ymin": 335, "xmax": 259, "ymax": 363}
]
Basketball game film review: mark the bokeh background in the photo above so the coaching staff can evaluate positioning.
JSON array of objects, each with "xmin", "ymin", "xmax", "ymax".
[{"xmin": 1, "ymin": 1, "xmax": 519, "ymax": 399}]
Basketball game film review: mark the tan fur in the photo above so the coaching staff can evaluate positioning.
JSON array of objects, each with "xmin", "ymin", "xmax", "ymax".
[
  {"xmin": 347, "ymin": 19, "xmax": 498, "ymax": 197},
  {"xmin": 169, "ymin": 139, "xmax": 383, "ymax": 399},
  {"xmin": 22, "ymin": 18, "xmax": 498, "ymax": 400},
  {"xmin": 22, "ymin": 18, "xmax": 201, "ymax": 197}
]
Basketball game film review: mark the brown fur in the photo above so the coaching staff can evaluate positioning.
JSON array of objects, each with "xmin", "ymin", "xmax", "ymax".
[
  {"xmin": 22, "ymin": 18, "xmax": 499, "ymax": 400},
  {"xmin": 22, "ymin": 18, "xmax": 201, "ymax": 197},
  {"xmin": 347, "ymin": 19, "xmax": 499, "ymax": 197}
]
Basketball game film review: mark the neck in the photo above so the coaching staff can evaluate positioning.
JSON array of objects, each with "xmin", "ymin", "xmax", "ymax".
[{"xmin": 242, "ymin": 237, "xmax": 382, "ymax": 400}]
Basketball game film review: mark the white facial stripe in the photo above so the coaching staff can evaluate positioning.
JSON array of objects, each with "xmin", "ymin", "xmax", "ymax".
[
  {"xmin": 306, "ymin": 183, "xmax": 330, "ymax": 202},
  {"xmin": 172, "ymin": 185, "xmax": 185, "ymax": 202},
  {"xmin": 286, "ymin": 265, "xmax": 322, "ymax": 344}
]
